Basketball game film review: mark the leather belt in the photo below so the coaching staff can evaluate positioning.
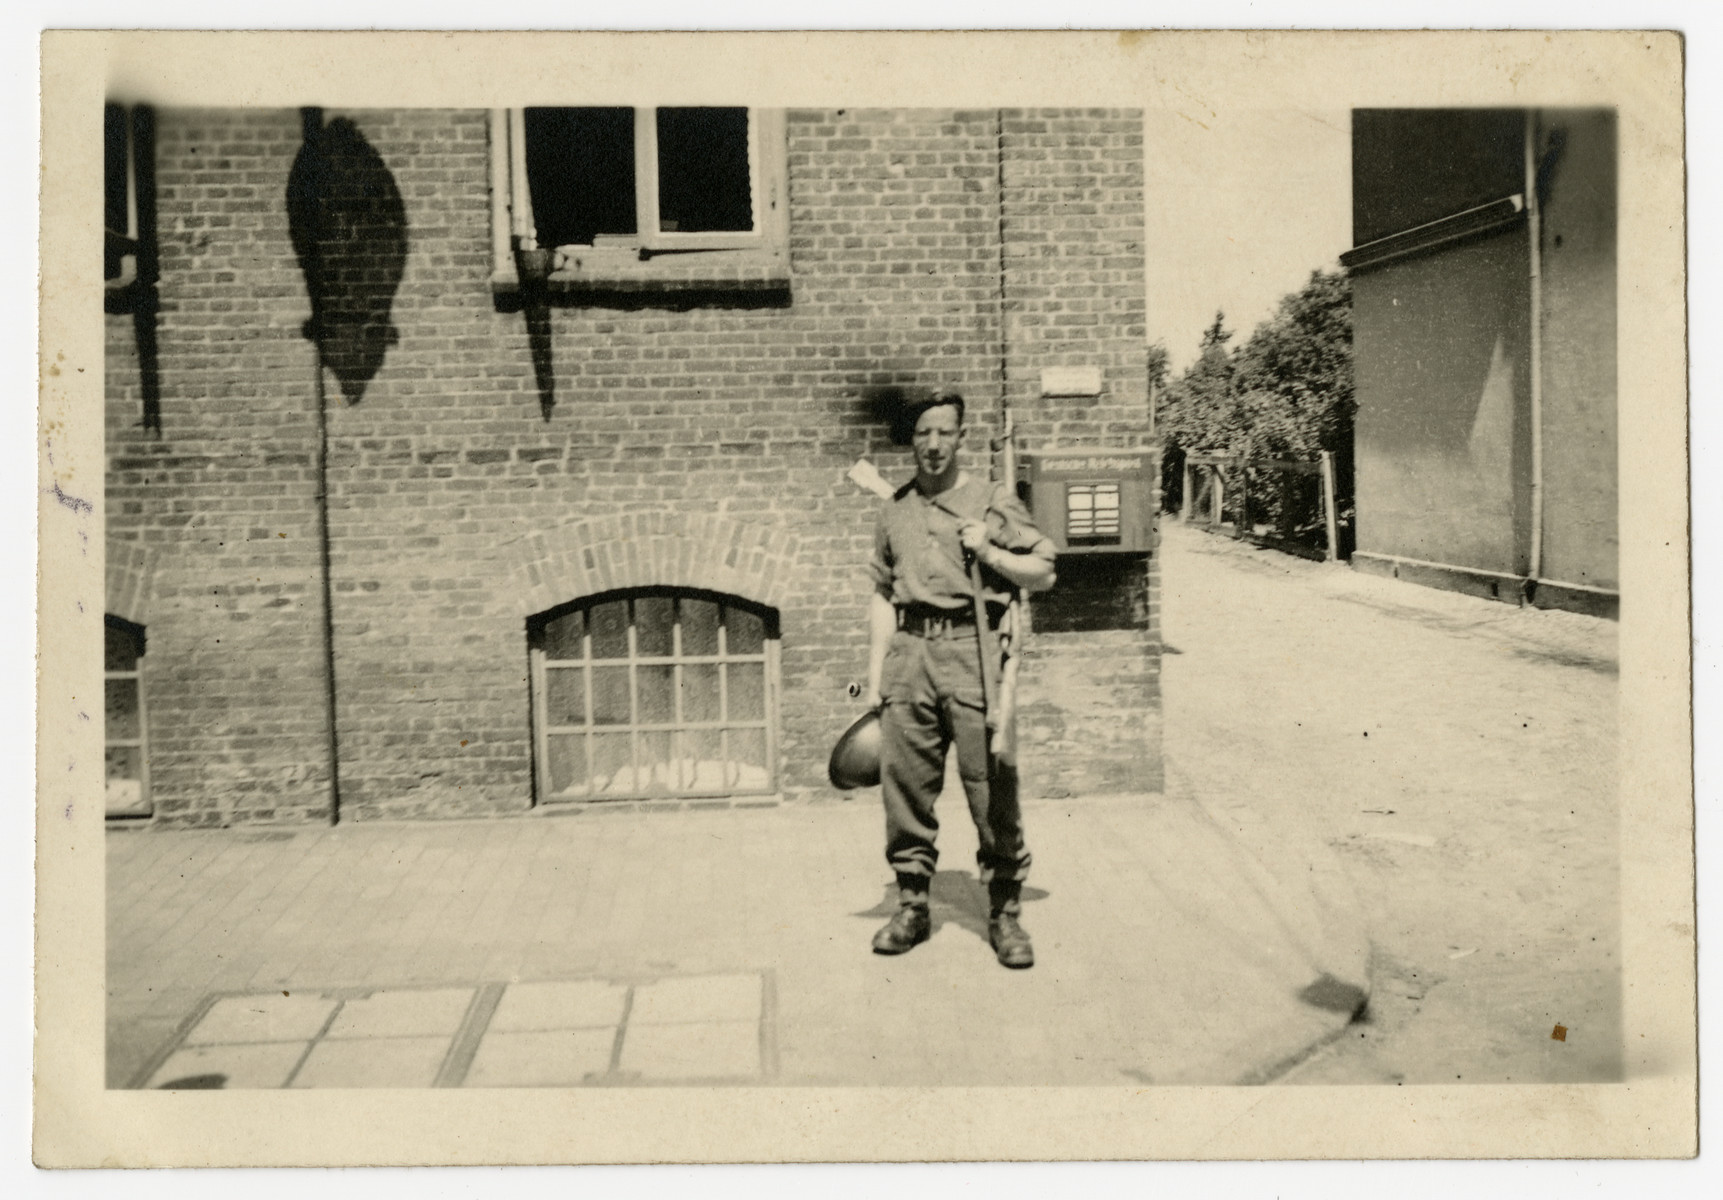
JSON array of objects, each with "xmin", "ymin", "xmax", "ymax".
[{"xmin": 897, "ymin": 607, "xmax": 978, "ymax": 638}]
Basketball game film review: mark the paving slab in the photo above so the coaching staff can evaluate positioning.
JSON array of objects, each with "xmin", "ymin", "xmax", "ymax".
[
  {"xmin": 185, "ymin": 993, "xmax": 337, "ymax": 1045},
  {"xmin": 292, "ymin": 1036, "xmax": 450, "ymax": 1089},
  {"xmin": 465, "ymin": 1028, "xmax": 617, "ymax": 1088},
  {"xmin": 145, "ymin": 1041, "xmax": 307, "ymax": 1091},
  {"xmin": 490, "ymin": 980, "xmax": 627, "ymax": 1032},
  {"xmin": 324, "ymin": 988, "xmax": 475, "ymax": 1039}
]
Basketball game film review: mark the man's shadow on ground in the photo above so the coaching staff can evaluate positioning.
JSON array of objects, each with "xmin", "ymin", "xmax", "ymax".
[{"xmin": 854, "ymin": 871, "xmax": 1050, "ymax": 944}]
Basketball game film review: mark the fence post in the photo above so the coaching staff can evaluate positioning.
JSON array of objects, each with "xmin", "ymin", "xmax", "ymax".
[
  {"xmin": 1181, "ymin": 457, "xmax": 1192, "ymax": 523},
  {"xmin": 1210, "ymin": 465, "xmax": 1224, "ymax": 527},
  {"xmin": 1320, "ymin": 450, "xmax": 1339, "ymax": 562},
  {"xmin": 1234, "ymin": 465, "xmax": 1248, "ymax": 540}
]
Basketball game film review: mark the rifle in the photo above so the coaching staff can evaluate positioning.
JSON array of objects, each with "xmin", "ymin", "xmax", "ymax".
[
  {"xmin": 992, "ymin": 600, "xmax": 1020, "ymax": 766},
  {"xmin": 992, "ymin": 406, "xmax": 1024, "ymax": 768}
]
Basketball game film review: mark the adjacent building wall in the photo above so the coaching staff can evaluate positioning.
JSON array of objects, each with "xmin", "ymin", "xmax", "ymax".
[
  {"xmin": 1345, "ymin": 107, "xmax": 1617, "ymax": 615},
  {"xmin": 1351, "ymin": 231, "xmax": 1532, "ymax": 582},
  {"xmin": 1536, "ymin": 109, "xmax": 1618, "ymax": 596}
]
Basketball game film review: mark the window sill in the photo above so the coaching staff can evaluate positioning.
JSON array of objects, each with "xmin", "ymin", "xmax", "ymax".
[{"xmin": 491, "ymin": 244, "xmax": 790, "ymax": 308}]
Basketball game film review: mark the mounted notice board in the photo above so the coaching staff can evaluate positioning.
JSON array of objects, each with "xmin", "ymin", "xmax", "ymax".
[{"xmin": 1018, "ymin": 448, "xmax": 1159, "ymax": 554}]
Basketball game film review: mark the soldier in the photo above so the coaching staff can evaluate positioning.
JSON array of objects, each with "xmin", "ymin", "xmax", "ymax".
[{"xmin": 862, "ymin": 387, "xmax": 1057, "ymax": 968}]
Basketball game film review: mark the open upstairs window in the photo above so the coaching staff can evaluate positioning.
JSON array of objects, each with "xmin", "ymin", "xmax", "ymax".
[
  {"xmin": 490, "ymin": 106, "xmax": 788, "ymax": 292},
  {"xmin": 105, "ymin": 102, "xmax": 156, "ymax": 294},
  {"xmin": 105, "ymin": 103, "xmax": 137, "ymax": 285}
]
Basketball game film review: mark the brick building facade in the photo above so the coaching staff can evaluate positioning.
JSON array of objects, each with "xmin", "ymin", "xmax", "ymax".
[{"xmin": 104, "ymin": 106, "xmax": 1159, "ymax": 827}]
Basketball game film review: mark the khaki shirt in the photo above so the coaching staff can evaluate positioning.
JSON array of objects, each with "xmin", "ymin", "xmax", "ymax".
[{"xmin": 869, "ymin": 473, "xmax": 1051, "ymax": 612}]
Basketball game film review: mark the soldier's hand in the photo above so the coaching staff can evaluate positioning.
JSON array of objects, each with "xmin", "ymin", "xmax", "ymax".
[{"xmin": 957, "ymin": 520, "xmax": 988, "ymax": 555}]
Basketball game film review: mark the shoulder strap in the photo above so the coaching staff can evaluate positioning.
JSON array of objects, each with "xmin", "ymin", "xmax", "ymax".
[{"xmin": 940, "ymin": 474, "xmax": 996, "ymax": 522}]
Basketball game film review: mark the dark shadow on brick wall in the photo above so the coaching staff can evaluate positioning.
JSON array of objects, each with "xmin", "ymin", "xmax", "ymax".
[
  {"xmin": 493, "ymin": 282, "xmax": 793, "ymax": 316},
  {"xmin": 859, "ymin": 383, "xmax": 955, "ymax": 447},
  {"xmin": 287, "ymin": 111, "xmax": 408, "ymax": 403},
  {"xmin": 105, "ymin": 104, "xmax": 162, "ymax": 434}
]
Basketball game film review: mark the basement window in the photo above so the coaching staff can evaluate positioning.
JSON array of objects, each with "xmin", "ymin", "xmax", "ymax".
[
  {"xmin": 528, "ymin": 590, "xmax": 780, "ymax": 803},
  {"xmin": 490, "ymin": 107, "xmax": 789, "ymax": 293},
  {"xmin": 105, "ymin": 616, "xmax": 151, "ymax": 819}
]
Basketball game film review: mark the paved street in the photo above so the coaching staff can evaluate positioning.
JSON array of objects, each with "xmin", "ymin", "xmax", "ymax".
[
  {"xmin": 107, "ymin": 786, "xmax": 1365, "ymax": 1089},
  {"xmin": 107, "ymin": 521, "xmax": 1617, "ymax": 1089}
]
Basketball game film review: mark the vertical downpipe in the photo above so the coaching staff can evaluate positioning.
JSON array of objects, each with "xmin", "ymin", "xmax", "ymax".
[
  {"xmin": 995, "ymin": 110, "xmax": 1025, "ymax": 605},
  {"xmin": 995, "ymin": 109, "xmax": 1012, "ymax": 468},
  {"xmin": 1525, "ymin": 110, "xmax": 1546, "ymax": 594},
  {"xmin": 314, "ymin": 337, "xmax": 342, "ymax": 825},
  {"xmin": 302, "ymin": 106, "xmax": 343, "ymax": 825}
]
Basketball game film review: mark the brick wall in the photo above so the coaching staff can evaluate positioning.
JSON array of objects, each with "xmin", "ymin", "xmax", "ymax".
[
  {"xmin": 106, "ymin": 109, "xmax": 333, "ymax": 826},
  {"xmin": 1000, "ymin": 109, "xmax": 1151, "ymax": 447},
  {"xmin": 1020, "ymin": 553, "xmax": 1163, "ymax": 796},
  {"xmin": 999, "ymin": 109, "xmax": 1160, "ymax": 796},
  {"xmin": 106, "ymin": 105, "xmax": 1158, "ymax": 826}
]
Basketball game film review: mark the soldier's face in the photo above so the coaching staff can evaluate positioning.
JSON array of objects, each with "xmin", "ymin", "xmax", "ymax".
[{"xmin": 911, "ymin": 404, "xmax": 965, "ymax": 479}]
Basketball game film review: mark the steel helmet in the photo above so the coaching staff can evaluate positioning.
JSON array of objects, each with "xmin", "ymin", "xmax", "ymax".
[{"xmin": 828, "ymin": 708, "xmax": 883, "ymax": 790}]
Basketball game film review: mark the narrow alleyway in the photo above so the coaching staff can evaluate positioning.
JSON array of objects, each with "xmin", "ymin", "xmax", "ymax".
[{"xmin": 1159, "ymin": 521, "xmax": 1620, "ymax": 1083}]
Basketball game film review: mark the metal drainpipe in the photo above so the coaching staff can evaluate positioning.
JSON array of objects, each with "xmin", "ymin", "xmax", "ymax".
[
  {"xmin": 300, "ymin": 106, "xmax": 343, "ymax": 825},
  {"xmin": 1525, "ymin": 110, "xmax": 1545, "ymax": 593},
  {"xmin": 995, "ymin": 109, "xmax": 1012, "ymax": 464},
  {"xmin": 995, "ymin": 108, "xmax": 1029, "ymax": 634}
]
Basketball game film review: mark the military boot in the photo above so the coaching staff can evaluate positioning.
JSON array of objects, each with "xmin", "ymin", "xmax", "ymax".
[
  {"xmin": 987, "ymin": 911, "xmax": 1034, "ymax": 968},
  {"xmin": 987, "ymin": 878, "xmax": 1033, "ymax": 968},
  {"xmin": 872, "ymin": 882, "xmax": 931, "ymax": 955}
]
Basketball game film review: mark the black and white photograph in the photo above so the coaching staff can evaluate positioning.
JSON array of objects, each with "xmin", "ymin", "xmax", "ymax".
[{"xmin": 32, "ymin": 27, "xmax": 1693, "ymax": 1167}]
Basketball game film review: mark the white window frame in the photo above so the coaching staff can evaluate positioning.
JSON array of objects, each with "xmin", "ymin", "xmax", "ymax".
[
  {"xmin": 490, "ymin": 106, "xmax": 788, "ymax": 285},
  {"xmin": 105, "ymin": 102, "xmax": 139, "ymax": 290},
  {"xmin": 105, "ymin": 617, "xmax": 151, "ymax": 819},
  {"xmin": 529, "ymin": 591, "xmax": 781, "ymax": 804},
  {"xmin": 633, "ymin": 107, "xmax": 766, "ymax": 251}
]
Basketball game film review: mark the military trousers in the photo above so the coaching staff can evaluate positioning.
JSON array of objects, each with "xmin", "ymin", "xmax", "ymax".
[{"xmin": 878, "ymin": 627, "xmax": 1032, "ymax": 915}]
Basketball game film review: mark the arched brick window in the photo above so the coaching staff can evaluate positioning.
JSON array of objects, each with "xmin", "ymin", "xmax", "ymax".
[
  {"xmin": 105, "ymin": 615, "xmax": 150, "ymax": 819},
  {"xmin": 528, "ymin": 589, "xmax": 780, "ymax": 804}
]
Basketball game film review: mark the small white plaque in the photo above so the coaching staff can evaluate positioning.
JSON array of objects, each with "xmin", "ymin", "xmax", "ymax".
[{"xmin": 1039, "ymin": 365, "xmax": 1104, "ymax": 397}]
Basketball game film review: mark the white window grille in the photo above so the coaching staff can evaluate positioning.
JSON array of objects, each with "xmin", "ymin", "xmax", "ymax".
[
  {"xmin": 105, "ymin": 616, "xmax": 151, "ymax": 818},
  {"xmin": 529, "ymin": 591, "xmax": 779, "ymax": 802}
]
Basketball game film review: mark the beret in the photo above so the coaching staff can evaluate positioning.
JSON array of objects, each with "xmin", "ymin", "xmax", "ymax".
[{"xmin": 890, "ymin": 385, "xmax": 966, "ymax": 445}]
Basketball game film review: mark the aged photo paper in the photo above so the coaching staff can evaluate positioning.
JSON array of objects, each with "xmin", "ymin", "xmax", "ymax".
[{"xmin": 36, "ymin": 28, "xmax": 1692, "ymax": 1165}]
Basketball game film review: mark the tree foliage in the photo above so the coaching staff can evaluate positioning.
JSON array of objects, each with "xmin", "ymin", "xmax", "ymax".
[{"xmin": 1158, "ymin": 269, "xmax": 1355, "ymax": 524}]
